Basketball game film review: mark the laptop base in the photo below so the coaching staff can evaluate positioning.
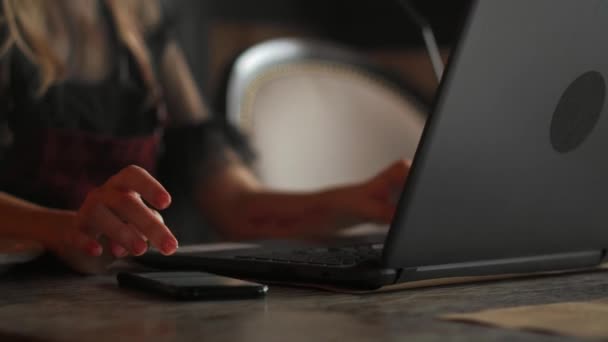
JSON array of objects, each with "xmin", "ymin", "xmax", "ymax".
[{"xmin": 135, "ymin": 246, "xmax": 604, "ymax": 291}]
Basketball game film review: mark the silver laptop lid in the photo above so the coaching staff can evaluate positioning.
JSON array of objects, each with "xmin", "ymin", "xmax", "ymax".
[{"xmin": 385, "ymin": 0, "xmax": 608, "ymax": 268}]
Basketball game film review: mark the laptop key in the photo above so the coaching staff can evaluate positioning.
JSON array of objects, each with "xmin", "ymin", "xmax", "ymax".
[
  {"xmin": 234, "ymin": 243, "xmax": 382, "ymax": 267},
  {"xmin": 309, "ymin": 257, "xmax": 341, "ymax": 265},
  {"xmin": 253, "ymin": 257, "xmax": 271, "ymax": 261},
  {"xmin": 288, "ymin": 255, "xmax": 310, "ymax": 262},
  {"xmin": 341, "ymin": 258, "xmax": 357, "ymax": 265}
]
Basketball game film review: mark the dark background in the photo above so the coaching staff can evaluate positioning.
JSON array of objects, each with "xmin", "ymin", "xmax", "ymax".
[{"xmin": 166, "ymin": 0, "xmax": 472, "ymax": 94}]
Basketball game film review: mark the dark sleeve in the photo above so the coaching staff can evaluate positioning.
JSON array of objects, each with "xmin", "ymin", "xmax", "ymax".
[
  {"xmin": 157, "ymin": 117, "xmax": 256, "ymax": 195},
  {"xmin": 152, "ymin": 2, "xmax": 255, "ymax": 191}
]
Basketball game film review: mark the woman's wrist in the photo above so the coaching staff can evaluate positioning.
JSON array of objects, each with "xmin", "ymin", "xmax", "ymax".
[
  {"xmin": 12, "ymin": 206, "xmax": 78, "ymax": 251},
  {"xmin": 34, "ymin": 209, "xmax": 78, "ymax": 250},
  {"xmin": 41, "ymin": 208, "xmax": 118, "ymax": 275}
]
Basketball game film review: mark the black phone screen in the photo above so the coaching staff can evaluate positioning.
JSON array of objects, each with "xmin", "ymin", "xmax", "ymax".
[{"xmin": 117, "ymin": 272, "xmax": 268, "ymax": 300}]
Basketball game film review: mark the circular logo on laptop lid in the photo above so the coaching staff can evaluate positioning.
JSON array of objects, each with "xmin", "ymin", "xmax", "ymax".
[{"xmin": 551, "ymin": 71, "xmax": 606, "ymax": 153}]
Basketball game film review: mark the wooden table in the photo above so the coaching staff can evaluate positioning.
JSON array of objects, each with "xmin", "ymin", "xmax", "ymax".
[{"xmin": 0, "ymin": 264, "xmax": 607, "ymax": 342}]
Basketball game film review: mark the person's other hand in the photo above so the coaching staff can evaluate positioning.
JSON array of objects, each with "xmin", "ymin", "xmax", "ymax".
[
  {"xmin": 57, "ymin": 165, "xmax": 178, "ymax": 259},
  {"xmin": 323, "ymin": 159, "xmax": 411, "ymax": 227},
  {"xmin": 224, "ymin": 160, "xmax": 411, "ymax": 240}
]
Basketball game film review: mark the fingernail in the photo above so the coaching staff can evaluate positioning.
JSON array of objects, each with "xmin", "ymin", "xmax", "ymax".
[
  {"xmin": 132, "ymin": 240, "xmax": 148, "ymax": 256},
  {"xmin": 112, "ymin": 245, "xmax": 128, "ymax": 258},
  {"xmin": 87, "ymin": 241, "xmax": 103, "ymax": 257},
  {"xmin": 158, "ymin": 193, "xmax": 172, "ymax": 209},
  {"xmin": 162, "ymin": 239, "xmax": 178, "ymax": 255}
]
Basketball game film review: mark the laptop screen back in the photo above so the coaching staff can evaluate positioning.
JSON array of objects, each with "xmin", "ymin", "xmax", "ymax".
[{"xmin": 385, "ymin": 0, "xmax": 608, "ymax": 268}]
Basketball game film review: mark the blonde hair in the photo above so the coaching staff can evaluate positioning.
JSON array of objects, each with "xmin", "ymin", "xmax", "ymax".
[{"xmin": 0, "ymin": 0, "xmax": 162, "ymax": 99}]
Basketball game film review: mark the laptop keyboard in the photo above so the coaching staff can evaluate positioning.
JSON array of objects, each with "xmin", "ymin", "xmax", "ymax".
[{"xmin": 234, "ymin": 243, "xmax": 383, "ymax": 267}]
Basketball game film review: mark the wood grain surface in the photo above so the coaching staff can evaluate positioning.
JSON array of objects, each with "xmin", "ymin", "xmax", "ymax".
[{"xmin": 0, "ymin": 263, "xmax": 606, "ymax": 342}]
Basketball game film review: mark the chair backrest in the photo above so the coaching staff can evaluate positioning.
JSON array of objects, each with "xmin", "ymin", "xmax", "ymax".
[{"xmin": 226, "ymin": 38, "xmax": 428, "ymax": 191}]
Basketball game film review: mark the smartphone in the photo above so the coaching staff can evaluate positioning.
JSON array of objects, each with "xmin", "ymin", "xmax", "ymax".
[{"xmin": 117, "ymin": 272, "xmax": 268, "ymax": 300}]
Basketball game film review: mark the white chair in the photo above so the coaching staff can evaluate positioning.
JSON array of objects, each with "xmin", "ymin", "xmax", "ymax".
[{"xmin": 226, "ymin": 38, "xmax": 428, "ymax": 192}]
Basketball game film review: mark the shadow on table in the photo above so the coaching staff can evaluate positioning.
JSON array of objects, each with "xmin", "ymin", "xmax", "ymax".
[
  {"xmin": 0, "ymin": 331, "xmax": 61, "ymax": 342},
  {"xmin": 358, "ymin": 266, "xmax": 608, "ymax": 295}
]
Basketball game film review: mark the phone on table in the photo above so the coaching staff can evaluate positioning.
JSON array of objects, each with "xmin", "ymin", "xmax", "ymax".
[{"xmin": 117, "ymin": 271, "xmax": 268, "ymax": 300}]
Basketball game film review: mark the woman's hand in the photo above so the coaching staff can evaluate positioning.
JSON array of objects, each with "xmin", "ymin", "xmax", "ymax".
[
  {"xmin": 213, "ymin": 160, "xmax": 411, "ymax": 240},
  {"xmin": 49, "ymin": 165, "xmax": 178, "ymax": 261},
  {"xmin": 323, "ymin": 159, "xmax": 411, "ymax": 226}
]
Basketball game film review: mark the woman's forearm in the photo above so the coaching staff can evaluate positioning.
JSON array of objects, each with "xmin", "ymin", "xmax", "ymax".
[
  {"xmin": 197, "ymin": 159, "xmax": 409, "ymax": 241},
  {"xmin": 0, "ymin": 192, "xmax": 120, "ymax": 274},
  {"xmin": 196, "ymin": 157, "xmax": 261, "ymax": 235},
  {"xmin": 195, "ymin": 160, "xmax": 350, "ymax": 240},
  {"xmin": 0, "ymin": 192, "xmax": 75, "ymax": 245}
]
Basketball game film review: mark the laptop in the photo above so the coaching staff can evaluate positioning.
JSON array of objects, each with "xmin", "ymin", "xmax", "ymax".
[{"xmin": 139, "ymin": 0, "xmax": 608, "ymax": 289}]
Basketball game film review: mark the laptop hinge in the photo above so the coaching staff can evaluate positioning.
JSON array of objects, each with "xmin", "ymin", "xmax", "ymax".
[{"xmin": 397, "ymin": 250, "xmax": 603, "ymax": 283}]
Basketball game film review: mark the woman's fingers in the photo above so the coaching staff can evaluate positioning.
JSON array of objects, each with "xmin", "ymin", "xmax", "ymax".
[
  {"xmin": 53, "ymin": 215, "xmax": 103, "ymax": 257},
  {"xmin": 332, "ymin": 160, "xmax": 412, "ymax": 226},
  {"xmin": 103, "ymin": 189, "xmax": 177, "ymax": 255},
  {"xmin": 373, "ymin": 160, "xmax": 411, "ymax": 187},
  {"xmin": 109, "ymin": 240, "xmax": 129, "ymax": 258},
  {"xmin": 365, "ymin": 160, "xmax": 411, "ymax": 204},
  {"xmin": 107, "ymin": 165, "xmax": 172, "ymax": 210},
  {"xmin": 75, "ymin": 166, "xmax": 178, "ymax": 259},
  {"xmin": 353, "ymin": 197, "xmax": 395, "ymax": 224},
  {"xmin": 69, "ymin": 230, "xmax": 103, "ymax": 257},
  {"xmin": 85, "ymin": 204, "xmax": 149, "ymax": 256}
]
